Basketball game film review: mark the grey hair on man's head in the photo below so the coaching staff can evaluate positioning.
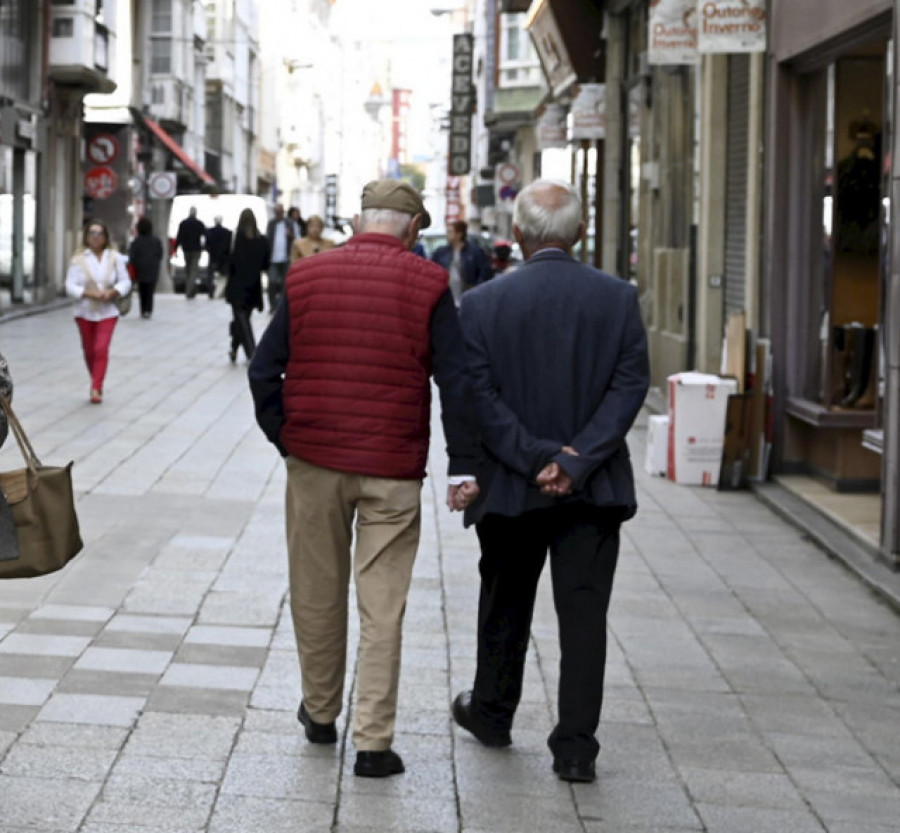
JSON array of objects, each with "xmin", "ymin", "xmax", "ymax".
[
  {"xmin": 358, "ymin": 208, "xmax": 413, "ymax": 238},
  {"xmin": 513, "ymin": 180, "xmax": 582, "ymax": 248}
]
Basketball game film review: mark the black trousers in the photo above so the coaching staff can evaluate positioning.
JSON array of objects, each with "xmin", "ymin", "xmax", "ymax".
[
  {"xmin": 137, "ymin": 282, "xmax": 155, "ymax": 316},
  {"xmin": 471, "ymin": 503, "xmax": 621, "ymax": 762},
  {"xmin": 229, "ymin": 304, "xmax": 256, "ymax": 359}
]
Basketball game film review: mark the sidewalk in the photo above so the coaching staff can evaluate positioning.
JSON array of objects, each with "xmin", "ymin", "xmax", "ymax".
[{"xmin": 0, "ymin": 297, "xmax": 899, "ymax": 832}]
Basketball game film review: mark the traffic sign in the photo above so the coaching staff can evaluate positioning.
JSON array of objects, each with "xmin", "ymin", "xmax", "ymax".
[
  {"xmin": 148, "ymin": 172, "xmax": 177, "ymax": 200},
  {"xmin": 84, "ymin": 166, "xmax": 118, "ymax": 199},
  {"xmin": 87, "ymin": 134, "xmax": 120, "ymax": 165},
  {"xmin": 497, "ymin": 163, "xmax": 520, "ymax": 185}
]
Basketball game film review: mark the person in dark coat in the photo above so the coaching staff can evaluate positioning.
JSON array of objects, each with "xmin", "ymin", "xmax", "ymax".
[
  {"xmin": 431, "ymin": 220, "xmax": 491, "ymax": 305},
  {"xmin": 451, "ymin": 180, "xmax": 650, "ymax": 784},
  {"xmin": 227, "ymin": 207, "xmax": 270, "ymax": 362},
  {"xmin": 175, "ymin": 206, "xmax": 206, "ymax": 299},
  {"xmin": 127, "ymin": 216, "xmax": 164, "ymax": 319},
  {"xmin": 205, "ymin": 215, "xmax": 233, "ymax": 299},
  {"xmin": 265, "ymin": 203, "xmax": 296, "ymax": 314}
]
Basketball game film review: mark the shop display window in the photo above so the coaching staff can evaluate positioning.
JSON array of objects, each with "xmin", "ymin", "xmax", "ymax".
[{"xmin": 814, "ymin": 39, "xmax": 888, "ymax": 425}]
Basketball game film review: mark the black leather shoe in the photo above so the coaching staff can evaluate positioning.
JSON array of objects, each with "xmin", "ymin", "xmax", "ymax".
[
  {"xmin": 553, "ymin": 757, "xmax": 596, "ymax": 783},
  {"xmin": 354, "ymin": 749, "xmax": 405, "ymax": 778},
  {"xmin": 452, "ymin": 691, "xmax": 511, "ymax": 747},
  {"xmin": 297, "ymin": 702, "xmax": 337, "ymax": 744}
]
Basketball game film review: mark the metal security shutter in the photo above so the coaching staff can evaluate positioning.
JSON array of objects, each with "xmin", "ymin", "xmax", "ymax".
[{"xmin": 724, "ymin": 55, "xmax": 750, "ymax": 317}]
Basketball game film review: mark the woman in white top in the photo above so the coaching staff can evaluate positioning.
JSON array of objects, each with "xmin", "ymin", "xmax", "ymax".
[{"xmin": 65, "ymin": 219, "xmax": 131, "ymax": 404}]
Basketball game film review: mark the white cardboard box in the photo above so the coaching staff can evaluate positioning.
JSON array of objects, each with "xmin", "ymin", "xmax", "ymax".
[
  {"xmin": 644, "ymin": 415, "xmax": 669, "ymax": 477},
  {"xmin": 667, "ymin": 372, "xmax": 738, "ymax": 486}
]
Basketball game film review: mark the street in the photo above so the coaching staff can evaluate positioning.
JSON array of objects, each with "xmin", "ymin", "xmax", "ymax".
[{"xmin": 1, "ymin": 297, "xmax": 899, "ymax": 832}]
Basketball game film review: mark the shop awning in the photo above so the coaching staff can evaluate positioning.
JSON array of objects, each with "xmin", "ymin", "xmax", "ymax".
[{"xmin": 134, "ymin": 111, "xmax": 216, "ymax": 186}]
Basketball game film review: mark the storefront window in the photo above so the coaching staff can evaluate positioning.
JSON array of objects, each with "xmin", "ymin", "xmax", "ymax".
[{"xmin": 818, "ymin": 40, "xmax": 887, "ymax": 415}]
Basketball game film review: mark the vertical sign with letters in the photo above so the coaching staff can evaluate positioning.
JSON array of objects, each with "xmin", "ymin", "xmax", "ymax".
[{"xmin": 448, "ymin": 34, "xmax": 474, "ymax": 177}]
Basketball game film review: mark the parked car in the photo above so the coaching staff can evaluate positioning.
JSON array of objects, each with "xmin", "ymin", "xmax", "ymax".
[{"xmin": 167, "ymin": 194, "xmax": 268, "ymax": 293}]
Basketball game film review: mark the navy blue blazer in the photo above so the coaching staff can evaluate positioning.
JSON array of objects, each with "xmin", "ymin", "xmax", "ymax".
[{"xmin": 459, "ymin": 249, "xmax": 650, "ymax": 526}]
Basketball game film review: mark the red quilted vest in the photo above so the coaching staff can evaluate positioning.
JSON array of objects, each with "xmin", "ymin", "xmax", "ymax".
[{"xmin": 281, "ymin": 233, "xmax": 450, "ymax": 479}]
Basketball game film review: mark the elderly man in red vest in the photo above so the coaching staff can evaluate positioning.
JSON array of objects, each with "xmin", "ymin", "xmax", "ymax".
[{"xmin": 249, "ymin": 179, "xmax": 479, "ymax": 778}]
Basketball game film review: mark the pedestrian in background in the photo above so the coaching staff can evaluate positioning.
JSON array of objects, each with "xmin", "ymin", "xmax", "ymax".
[
  {"xmin": 226, "ymin": 208, "xmax": 269, "ymax": 363},
  {"xmin": 0, "ymin": 351, "xmax": 12, "ymax": 447},
  {"xmin": 205, "ymin": 215, "xmax": 233, "ymax": 299},
  {"xmin": 451, "ymin": 180, "xmax": 650, "ymax": 784},
  {"xmin": 265, "ymin": 203, "xmax": 295, "ymax": 314},
  {"xmin": 290, "ymin": 214, "xmax": 335, "ymax": 262},
  {"xmin": 127, "ymin": 216, "xmax": 164, "ymax": 319},
  {"xmin": 248, "ymin": 179, "xmax": 479, "ymax": 779},
  {"xmin": 288, "ymin": 205, "xmax": 307, "ymax": 238},
  {"xmin": 490, "ymin": 239, "xmax": 517, "ymax": 276},
  {"xmin": 66, "ymin": 219, "xmax": 132, "ymax": 404},
  {"xmin": 431, "ymin": 219, "xmax": 491, "ymax": 305},
  {"xmin": 175, "ymin": 206, "xmax": 206, "ymax": 299}
]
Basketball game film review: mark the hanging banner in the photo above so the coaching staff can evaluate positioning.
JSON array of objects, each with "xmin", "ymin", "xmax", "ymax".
[
  {"xmin": 648, "ymin": 0, "xmax": 699, "ymax": 65},
  {"xmin": 448, "ymin": 34, "xmax": 474, "ymax": 176},
  {"xmin": 570, "ymin": 84, "xmax": 606, "ymax": 142},
  {"xmin": 698, "ymin": 0, "xmax": 767, "ymax": 54},
  {"xmin": 537, "ymin": 103, "xmax": 568, "ymax": 150}
]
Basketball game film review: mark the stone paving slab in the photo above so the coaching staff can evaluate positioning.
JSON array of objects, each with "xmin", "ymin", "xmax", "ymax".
[{"xmin": 1, "ymin": 300, "xmax": 900, "ymax": 831}]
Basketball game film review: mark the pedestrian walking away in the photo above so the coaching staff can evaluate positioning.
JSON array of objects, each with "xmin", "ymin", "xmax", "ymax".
[
  {"xmin": 176, "ymin": 206, "xmax": 206, "ymax": 299},
  {"xmin": 431, "ymin": 219, "xmax": 492, "ymax": 305},
  {"xmin": 226, "ymin": 208, "xmax": 269, "ymax": 363},
  {"xmin": 65, "ymin": 219, "xmax": 132, "ymax": 404},
  {"xmin": 290, "ymin": 214, "xmax": 335, "ymax": 262},
  {"xmin": 249, "ymin": 178, "xmax": 479, "ymax": 779},
  {"xmin": 205, "ymin": 215, "xmax": 233, "ymax": 299},
  {"xmin": 452, "ymin": 179, "xmax": 650, "ymax": 784},
  {"xmin": 265, "ymin": 203, "xmax": 296, "ymax": 313},
  {"xmin": 127, "ymin": 216, "xmax": 164, "ymax": 318}
]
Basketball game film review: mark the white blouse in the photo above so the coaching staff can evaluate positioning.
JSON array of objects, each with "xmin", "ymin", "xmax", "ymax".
[{"xmin": 65, "ymin": 248, "xmax": 132, "ymax": 321}]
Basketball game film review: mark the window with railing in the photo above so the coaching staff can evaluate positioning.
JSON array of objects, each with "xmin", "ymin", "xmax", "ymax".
[
  {"xmin": 151, "ymin": 0, "xmax": 173, "ymax": 74},
  {"xmin": 95, "ymin": 24, "xmax": 109, "ymax": 71},
  {"xmin": 499, "ymin": 12, "xmax": 541, "ymax": 87}
]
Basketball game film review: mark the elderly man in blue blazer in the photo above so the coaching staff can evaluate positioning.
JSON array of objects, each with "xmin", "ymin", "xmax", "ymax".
[{"xmin": 451, "ymin": 179, "xmax": 650, "ymax": 784}]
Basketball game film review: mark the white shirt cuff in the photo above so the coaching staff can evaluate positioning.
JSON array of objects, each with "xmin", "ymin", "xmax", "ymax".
[{"xmin": 448, "ymin": 475, "xmax": 476, "ymax": 486}]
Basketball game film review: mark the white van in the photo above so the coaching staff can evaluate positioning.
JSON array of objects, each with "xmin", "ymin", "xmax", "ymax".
[{"xmin": 167, "ymin": 194, "xmax": 269, "ymax": 293}]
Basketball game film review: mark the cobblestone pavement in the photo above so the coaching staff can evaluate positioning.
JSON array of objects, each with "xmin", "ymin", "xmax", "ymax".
[{"xmin": 1, "ymin": 297, "xmax": 899, "ymax": 833}]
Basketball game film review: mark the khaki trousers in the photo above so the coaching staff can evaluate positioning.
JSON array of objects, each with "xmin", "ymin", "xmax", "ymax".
[{"xmin": 285, "ymin": 456, "xmax": 422, "ymax": 751}]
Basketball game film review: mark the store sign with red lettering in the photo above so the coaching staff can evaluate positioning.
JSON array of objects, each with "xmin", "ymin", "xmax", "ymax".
[
  {"xmin": 84, "ymin": 166, "xmax": 119, "ymax": 200},
  {"xmin": 648, "ymin": 0, "xmax": 698, "ymax": 65},
  {"xmin": 698, "ymin": 0, "xmax": 766, "ymax": 53}
]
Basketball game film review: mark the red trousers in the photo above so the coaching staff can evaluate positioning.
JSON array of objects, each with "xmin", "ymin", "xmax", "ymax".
[{"xmin": 75, "ymin": 316, "xmax": 117, "ymax": 393}]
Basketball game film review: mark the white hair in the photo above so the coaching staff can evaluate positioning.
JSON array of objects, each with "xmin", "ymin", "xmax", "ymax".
[
  {"xmin": 358, "ymin": 208, "xmax": 412, "ymax": 237},
  {"xmin": 513, "ymin": 180, "xmax": 582, "ymax": 248}
]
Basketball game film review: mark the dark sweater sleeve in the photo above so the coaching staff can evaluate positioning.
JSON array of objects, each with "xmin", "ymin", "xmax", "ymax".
[
  {"xmin": 430, "ymin": 290, "xmax": 479, "ymax": 476},
  {"xmin": 248, "ymin": 298, "xmax": 290, "ymax": 456}
]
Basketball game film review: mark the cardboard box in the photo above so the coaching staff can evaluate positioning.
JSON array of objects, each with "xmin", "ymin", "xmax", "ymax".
[
  {"xmin": 644, "ymin": 415, "xmax": 669, "ymax": 477},
  {"xmin": 667, "ymin": 372, "xmax": 738, "ymax": 486}
]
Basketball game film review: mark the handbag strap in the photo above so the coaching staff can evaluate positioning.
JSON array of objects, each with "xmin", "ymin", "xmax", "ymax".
[
  {"xmin": 75, "ymin": 251, "xmax": 117, "ymax": 289},
  {"xmin": 0, "ymin": 396, "xmax": 41, "ymax": 472}
]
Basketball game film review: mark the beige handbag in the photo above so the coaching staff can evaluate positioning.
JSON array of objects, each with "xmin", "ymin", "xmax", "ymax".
[{"xmin": 0, "ymin": 396, "xmax": 83, "ymax": 579}]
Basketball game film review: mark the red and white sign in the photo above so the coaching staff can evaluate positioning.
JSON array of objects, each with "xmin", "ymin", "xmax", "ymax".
[
  {"xmin": 445, "ymin": 176, "xmax": 463, "ymax": 225},
  {"xmin": 84, "ymin": 166, "xmax": 118, "ymax": 200},
  {"xmin": 87, "ymin": 134, "xmax": 120, "ymax": 165},
  {"xmin": 148, "ymin": 172, "xmax": 177, "ymax": 200}
]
